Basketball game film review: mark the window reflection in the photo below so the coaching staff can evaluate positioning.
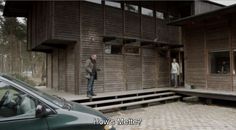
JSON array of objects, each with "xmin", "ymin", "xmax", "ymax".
[
  {"xmin": 124, "ymin": 3, "xmax": 139, "ymax": 13},
  {"xmin": 105, "ymin": 1, "xmax": 121, "ymax": 8},
  {"xmin": 209, "ymin": 51, "xmax": 230, "ymax": 74},
  {"xmin": 84, "ymin": 0, "xmax": 102, "ymax": 4},
  {"xmin": 142, "ymin": 7, "xmax": 153, "ymax": 17},
  {"xmin": 156, "ymin": 11, "xmax": 164, "ymax": 19}
]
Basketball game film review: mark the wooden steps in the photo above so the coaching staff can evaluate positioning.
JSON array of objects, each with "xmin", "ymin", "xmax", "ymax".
[
  {"xmin": 95, "ymin": 95, "xmax": 180, "ymax": 111},
  {"xmin": 75, "ymin": 90, "xmax": 181, "ymax": 112},
  {"xmin": 81, "ymin": 92, "xmax": 175, "ymax": 106},
  {"xmin": 74, "ymin": 88, "xmax": 171, "ymax": 102}
]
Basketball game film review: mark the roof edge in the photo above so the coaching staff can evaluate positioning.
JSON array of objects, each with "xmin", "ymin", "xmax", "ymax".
[{"xmin": 168, "ymin": 3, "xmax": 236, "ymax": 26}]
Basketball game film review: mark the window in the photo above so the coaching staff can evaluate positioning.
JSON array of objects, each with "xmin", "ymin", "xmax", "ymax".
[
  {"xmin": 209, "ymin": 51, "xmax": 230, "ymax": 74},
  {"xmin": 105, "ymin": 1, "xmax": 121, "ymax": 8},
  {"xmin": 124, "ymin": 45, "xmax": 140, "ymax": 55},
  {"xmin": 124, "ymin": 3, "xmax": 139, "ymax": 13},
  {"xmin": 233, "ymin": 50, "xmax": 236, "ymax": 75},
  {"xmin": 84, "ymin": 0, "xmax": 102, "ymax": 4},
  {"xmin": 167, "ymin": 14, "xmax": 179, "ymax": 21},
  {"xmin": 141, "ymin": 7, "xmax": 153, "ymax": 17},
  {"xmin": 168, "ymin": 15, "xmax": 174, "ymax": 20},
  {"xmin": 105, "ymin": 44, "xmax": 122, "ymax": 54},
  {"xmin": 0, "ymin": 81, "xmax": 37, "ymax": 118},
  {"xmin": 156, "ymin": 11, "xmax": 164, "ymax": 19}
]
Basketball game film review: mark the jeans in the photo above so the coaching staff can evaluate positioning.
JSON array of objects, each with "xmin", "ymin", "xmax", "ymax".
[
  {"xmin": 171, "ymin": 73, "xmax": 178, "ymax": 87},
  {"xmin": 87, "ymin": 75, "xmax": 95, "ymax": 95}
]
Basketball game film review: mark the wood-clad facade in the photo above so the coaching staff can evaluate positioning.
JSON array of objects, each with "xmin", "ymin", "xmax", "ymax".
[
  {"xmin": 4, "ymin": 0, "xmax": 225, "ymax": 94},
  {"xmin": 171, "ymin": 4, "xmax": 236, "ymax": 91}
]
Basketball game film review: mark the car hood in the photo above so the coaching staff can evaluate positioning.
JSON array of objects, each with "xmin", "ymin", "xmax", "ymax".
[{"xmin": 70, "ymin": 101, "xmax": 107, "ymax": 120}]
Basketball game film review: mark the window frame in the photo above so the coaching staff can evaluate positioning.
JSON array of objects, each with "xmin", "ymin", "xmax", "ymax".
[
  {"xmin": 0, "ymin": 79, "xmax": 55, "ymax": 122},
  {"xmin": 141, "ymin": 7, "xmax": 154, "ymax": 17},
  {"xmin": 124, "ymin": 3, "xmax": 139, "ymax": 14},
  {"xmin": 104, "ymin": 44, "xmax": 123, "ymax": 55},
  {"xmin": 84, "ymin": 0, "xmax": 102, "ymax": 5},
  {"xmin": 208, "ymin": 50, "xmax": 231, "ymax": 75},
  {"xmin": 156, "ymin": 10, "xmax": 165, "ymax": 20},
  {"xmin": 105, "ymin": 0, "xmax": 121, "ymax": 8}
]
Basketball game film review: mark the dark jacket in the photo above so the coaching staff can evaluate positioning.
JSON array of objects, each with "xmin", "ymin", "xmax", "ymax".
[{"xmin": 84, "ymin": 58, "xmax": 97, "ymax": 80}]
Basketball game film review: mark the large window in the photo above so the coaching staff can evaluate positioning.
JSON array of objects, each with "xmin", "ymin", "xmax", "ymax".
[
  {"xmin": 209, "ymin": 51, "xmax": 230, "ymax": 74},
  {"xmin": 104, "ymin": 44, "xmax": 122, "ymax": 54},
  {"xmin": 124, "ymin": 3, "xmax": 139, "ymax": 13},
  {"xmin": 104, "ymin": 39, "xmax": 123, "ymax": 55},
  {"xmin": 156, "ymin": 11, "xmax": 164, "ymax": 19},
  {"xmin": 105, "ymin": 1, "xmax": 121, "ymax": 8},
  {"xmin": 141, "ymin": 7, "xmax": 153, "ymax": 17},
  {"xmin": 84, "ymin": 0, "xmax": 102, "ymax": 4}
]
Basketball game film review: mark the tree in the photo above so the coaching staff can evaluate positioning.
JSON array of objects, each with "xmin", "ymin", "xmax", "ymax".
[{"xmin": 0, "ymin": 2, "xmax": 46, "ymax": 85}]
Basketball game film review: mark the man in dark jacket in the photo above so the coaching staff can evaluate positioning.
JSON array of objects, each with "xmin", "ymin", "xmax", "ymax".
[{"xmin": 85, "ymin": 54, "xmax": 98, "ymax": 98}]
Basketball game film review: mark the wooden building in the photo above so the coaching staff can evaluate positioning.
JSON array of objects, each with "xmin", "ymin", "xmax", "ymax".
[
  {"xmin": 3, "ymin": 0, "xmax": 224, "ymax": 94},
  {"xmin": 170, "ymin": 4, "xmax": 236, "ymax": 91}
]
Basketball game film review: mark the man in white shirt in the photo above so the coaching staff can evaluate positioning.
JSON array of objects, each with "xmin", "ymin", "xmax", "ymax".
[{"xmin": 171, "ymin": 58, "xmax": 180, "ymax": 87}]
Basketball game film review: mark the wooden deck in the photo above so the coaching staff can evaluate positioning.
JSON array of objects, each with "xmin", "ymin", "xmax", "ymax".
[
  {"xmin": 36, "ymin": 86, "xmax": 236, "ymax": 111},
  {"xmin": 37, "ymin": 86, "xmax": 236, "ymax": 102},
  {"xmin": 36, "ymin": 86, "xmax": 172, "ymax": 101},
  {"xmin": 172, "ymin": 88, "xmax": 236, "ymax": 101}
]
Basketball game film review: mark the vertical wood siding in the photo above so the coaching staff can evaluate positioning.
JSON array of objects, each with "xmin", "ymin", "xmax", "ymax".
[
  {"xmin": 125, "ymin": 55, "xmax": 142, "ymax": 90},
  {"xmin": 52, "ymin": 49, "xmax": 59, "ymax": 90},
  {"xmin": 66, "ymin": 46, "xmax": 76, "ymax": 93},
  {"xmin": 156, "ymin": 51, "xmax": 170, "ymax": 87},
  {"xmin": 104, "ymin": 6, "xmax": 123, "ymax": 36},
  {"xmin": 184, "ymin": 19, "xmax": 233, "ymax": 91},
  {"xmin": 156, "ymin": 19, "xmax": 169, "ymax": 43},
  {"xmin": 29, "ymin": 2, "xmax": 51, "ymax": 48},
  {"xmin": 104, "ymin": 55, "xmax": 125, "ymax": 92},
  {"xmin": 141, "ymin": 16, "xmax": 155, "ymax": 40},
  {"xmin": 184, "ymin": 27, "xmax": 206, "ymax": 88},
  {"xmin": 37, "ymin": 1, "xmax": 182, "ymax": 94},
  {"xmin": 205, "ymin": 21, "xmax": 231, "ymax": 90},
  {"xmin": 231, "ymin": 17, "xmax": 236, "ymax": 91},
  {"xmin": 80, "ymin": 2, "xmax": 104, "ymax": 94},
  {"xmin": 124, "ymin": 11, "xmax": 141, "ymax": 37},
  {"xmin": 46, "ymin": 54, "xmax": 52, "ymax": 88},
  {"xmin": 58, "ymin": 49, "xmax": 66, "ymax": 91},
  {"xmin": 53, "ymin": 2, "xmax": 79, "ymax": 41},
  {"xmin": 194, "ymin": 1, "xmax": 222, "ymax": 15},
  {"xmin": 142, "ymin": 48, "xmax": 157, "ymax": 88}
]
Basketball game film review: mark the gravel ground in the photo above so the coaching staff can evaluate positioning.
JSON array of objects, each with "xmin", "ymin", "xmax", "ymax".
[{"xmin": 105, "ymin": 102, "xmax": 236, "ymax": 130}]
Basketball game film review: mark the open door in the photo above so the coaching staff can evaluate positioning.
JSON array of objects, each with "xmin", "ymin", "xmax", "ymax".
[{"xmin": 170, "ymin": 50, "xmax": 184, "ymax": 86}]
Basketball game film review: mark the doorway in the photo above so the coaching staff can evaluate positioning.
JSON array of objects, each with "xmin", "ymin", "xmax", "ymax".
[{"xmin": 170, "ymin": 50, "xmax": 184, "ymax": 86}]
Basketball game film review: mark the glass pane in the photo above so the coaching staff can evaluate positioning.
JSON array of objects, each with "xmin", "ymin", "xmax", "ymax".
[
  {"xmin": 105, "ymin": 1, "xmax": 121, "ymax": 8},
  {"xmin": 156, "ymin": 11, "xmax": 164, "ymax": 19},
  {"xmin": 84, "ymin": 0, "xmax": 102, "ymax": 4},
  {"xmin": 2, "ymin": 75, "xmax": 64, "ymax": 108},
  {"xmin": 124, "ymin": 3, "xmax": 139, "ymax": 13},
  {"xmin": 0, "ymin": 82, "xmax": 36, "ymax": 118},
  {"xmin": 105, "ymin": 44, "xmax": 111, "ymax": 54},
  {"xmin": 210, "ymin": 51, "xmax": 230, "ymax": 74},
  {"xmin": 234, "ymin": 51, "xmax": 236, "ymax": 75},
  {"xmin": 105, "ymin": 44, "xmax": 122, "ymax": 55},
  {"xmin": 141, "ymin": 7, "xmax": 153, "ymax": 17},
  {"xmin": 111, "ymin": 45, "xmax": 122, "ymax": 54}
]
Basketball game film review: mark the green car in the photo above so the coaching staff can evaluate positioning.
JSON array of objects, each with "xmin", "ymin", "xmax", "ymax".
[{"xmin": 0, "ymin": 74, "xmax": 115, "ymax": 130}]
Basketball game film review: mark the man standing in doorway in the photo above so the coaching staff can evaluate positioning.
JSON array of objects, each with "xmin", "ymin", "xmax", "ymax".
[
  {"xmin": 85, "ymin": 54, "xmax": 98, "ymax": 98},
  {"xmin": 171, "ymin": 58, "xmax": 180, "ymax": 88}
]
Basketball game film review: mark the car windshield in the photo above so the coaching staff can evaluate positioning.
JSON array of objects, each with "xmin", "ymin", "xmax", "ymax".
[{"xmin": 2, "ymin": 75, "xmax": 64, "ymax": 108}]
